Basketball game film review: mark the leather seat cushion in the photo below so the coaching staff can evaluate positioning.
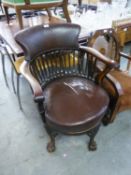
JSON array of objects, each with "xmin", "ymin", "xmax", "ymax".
[{"xmin": 43, "ymin": 77, "xmax": 109, "ymax": 133}]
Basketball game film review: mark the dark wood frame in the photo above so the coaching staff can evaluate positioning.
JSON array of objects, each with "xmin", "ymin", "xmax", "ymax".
[{"xmin": 14, "ymin": 24, "xmax": 117, "ymax": 152}]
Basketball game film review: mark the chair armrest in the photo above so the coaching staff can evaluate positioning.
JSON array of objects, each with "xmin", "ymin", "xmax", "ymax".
[
  {"xmin": 20, "ymin": 61, "xmax": 44, "ymax": 102},
  {"xmin": 105, "ymin": 73, "xmax": 124, "ymax": 97},
  {"xmin": 80, "ymin": 46, "xmax": 118, "ymax": 83},
  {"xmin": 80, "ymin": 47, "xmax": 123, "ymax": 96},
  {"xmin": 80, "ymin": 47, "xmax": 124, "ymax": 97},
  {"xmin": 120, "ymin": 52, "xmax": 131, "ymax": 72},
  {"xmin": 120, "ymin": 52, "xmax": 131, "ymax": 60},
  {"xmin": 80, "ymin": 46, "xmax": 118, "ymax": 69}
]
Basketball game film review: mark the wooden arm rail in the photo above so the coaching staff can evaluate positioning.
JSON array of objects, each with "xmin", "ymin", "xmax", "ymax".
[
  {"xmin": 120, "ymin": 52, "xmax": 131, "ymax": 60},
  {"xmin": 20, "ymin": 60, "xmax": 43, "ymax": 101},
  {"xmin": 80, "ymin": 46, "xmax": 118, "ymax": 68}
]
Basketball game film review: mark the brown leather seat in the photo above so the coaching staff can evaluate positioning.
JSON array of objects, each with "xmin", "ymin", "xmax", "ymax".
[
  {"xmin": 15, "ymin": 24, "xmax": 117, "ymax": 152},
  {"xmin": 44, "ymin": 77, "xmax": 109, "ymax": 133}
]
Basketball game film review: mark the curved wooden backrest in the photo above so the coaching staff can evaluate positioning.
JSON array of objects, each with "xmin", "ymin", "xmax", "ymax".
[
  {"xmin": 15, "ymin": 24, "xmax": 117, "ymax": 90},
  {"xmin": 15, "ymin": 23, "xmax": 81, "ymax": 61},
  {"xmin": 88, "ymin": 28, "xmax": 121, "ymax": 63}
]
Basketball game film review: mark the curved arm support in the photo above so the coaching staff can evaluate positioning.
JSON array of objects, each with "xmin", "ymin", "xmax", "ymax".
[
  {"xmin": 105, "ymin": 73, "xmax": 124, "ymax": 97},
  {"xmin": 80, "ymin": 46, "xmax": 119, "ymax": 69},
  {"xmin": 120, "ymin": 52, "xmax": 131, "ymax": 72},
  {"xmin": 20, "ymin": 61, "xmax": 44, "ymax": 102},
  {"xmin": 80, "ymin": 46, "xmax": 119, "ymax": 83},
  {"xmin": 120, "ymin": 52, "xmax": 131, "ymax": 60},
  {"xmin": 80, "ymin": 46, "xmax": 124, "ymax": 96}
]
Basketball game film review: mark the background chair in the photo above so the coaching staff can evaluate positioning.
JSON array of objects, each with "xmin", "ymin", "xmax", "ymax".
[
  {"xmin": 88, "ymin": 28, "xmax": 131, "ymax": 124},
  {"xmin": 0, "ymin": 37, "xmax": 24, "ymax": 109},
  {"xmin": 0, "ymin": 38, "xmax": 11, "ymax": 88},
  {"xmin": 15, "ymin": 23, "xmax": 116, "ymax": 152}
]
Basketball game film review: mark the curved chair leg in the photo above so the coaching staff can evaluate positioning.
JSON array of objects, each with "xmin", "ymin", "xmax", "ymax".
[
  {"xmin": 1, "ymin": 53, "xmax": 9, "ymax": 88},
  {"xmin": 11, "ymin": 67, "xmax": 16, "ymax": 94},
  {"xmin": 17, "ymin": 75, "xmax": 22, "ymax": 110},
  {"xmin": 11, "ymin": 53, "xmax": 16, "ymax": 62},
  {"xmin": 87, "ymin": 124, "xmax": 100, "ymax": 151},
  {"xmin": 45, "ymin": 125, "xmax": 57, "ymax": 153}
]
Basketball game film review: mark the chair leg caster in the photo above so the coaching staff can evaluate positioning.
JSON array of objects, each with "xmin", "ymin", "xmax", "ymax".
[
  {"xmin": 88, "ymin": 140, "xmax": 97, "ymax": 151},
  {"xmin": 47, "ymin": 141, "xmax": 56, "ymax": 153}
]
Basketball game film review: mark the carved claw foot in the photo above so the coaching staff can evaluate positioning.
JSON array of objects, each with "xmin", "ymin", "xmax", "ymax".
[
  {"xmin": 88, "ymin": 140, "xmax": 97, "ymax": 151},
  {"xmin": 47, "ymin": 141, "xmax": 56, "ymax": 153},
  {"xmin": 87, "ymin": 124, "xmax": 100, "ymax": 151}
]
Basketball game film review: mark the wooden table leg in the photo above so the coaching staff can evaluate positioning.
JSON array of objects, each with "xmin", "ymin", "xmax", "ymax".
[
  {"xmin": 46, "ymin": 8, "xmax": 52, "ymax": 21},
  {"xmin": 15, "ymin": 8, "xmax": 23, "ymax": 29},
  {"xmin": 62, "ymin": 0, "xmax": 71, "ymax": 22},
  {"xmin": 3, "ymin": 6, "xmax": 10, "ymax": 24}
]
